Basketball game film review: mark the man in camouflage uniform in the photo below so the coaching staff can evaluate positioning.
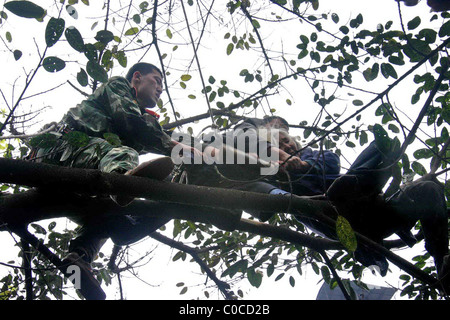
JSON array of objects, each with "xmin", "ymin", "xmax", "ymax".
[{"xmin": 28, "ymin": 62, "xmax": 203, "ymax": 299}]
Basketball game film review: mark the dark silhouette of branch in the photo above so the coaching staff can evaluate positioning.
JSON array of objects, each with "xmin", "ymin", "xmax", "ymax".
[
  {"xmin": 240, "ymin": 4, "xmax": 275, "ymax": 77},
  {"xmin": 21, "ymin": 241, "xmax": 33, "ymax": 300},
  {"xmin": 397, "ymin": 64, "xmax": 449, "ymax": 161},
  {"xmin": 431, "ymin": 137, "xmax": 450, "ymax": 174},
  {"xmin": 319, "ymin": 249, "xmax": 352, "ymax": 300},
  {"xmin": 150, "ymin": 0, "xmax": 179, "ymax": 125},
  {"xmin": 0, "ymin": 158, "xmax": 443, "ymax": 293}
]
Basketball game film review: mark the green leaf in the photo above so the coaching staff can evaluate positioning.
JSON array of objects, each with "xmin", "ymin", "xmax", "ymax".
[
  {"xmin": 247, "ymin": 269, "xmax": 262, "ymax": 288},
  {"xmin": 101, "ymin": 50, "xmax": 112, "ymax": 68},
  {"xmin": 86, "ymin": 60, "xmax": 108, "ymax": 83},
  {"xmin": 267, "ymin": 263, "xmax": 274, "ymax": 277},
  {"xmin": 42, "ymin": 56, "xmax": 66, "ymax": 72},
  {"xmin": 372, "ymin": 124, "xmax": 392, "ymax": 155},
  {"xmin": 63, "ymin": 131, "xmax": 90, "ymax": 148},
  {"xmin": 380, "ymin": 63, "xmax": 398, "ymax": 79},
  {"xmin": 76, "ymin": 68, "xmax": 88, "ymax": 86},
  {"xmin": 114, "ymin": 50, "xmax": 127, "ymax": 68},
  {"xmin": 84, "ymin": 43, "xmax": 98, "ymax": 62},
  {"xmin": 346, "ymin": 141, "xmax": 356, "ymax": 148},
  {"xmin": 413, "ymin": 148, "xmax": 433, "ymax": 160},
  {"xmin": 298, "ymin": 49, "xmax": 308, "ymax": 59},
  {"xmin": 4, "ymin": 1, "xmax": 45, "ymax": 19},
  {"xmin": 45, "ymin": 17, "xmax": 65, "ymax": 47},
  {"xmin": 94, "ymin": 30, "xmax": 114, "ymax": 44},
  {"xmin": 179, "ymin": 287, "xmax": 188, "ymax": 295},
  {"xmin": 66, "ymin": 5, "xmax": 78, "ymax": 19},
  {"xmin": 289, "ymin": 276, "xmax": 295, "ymax": 287},
  {"xmin": 124, "ymin": 27, "xmax": 139, "ymax": 36},
  {"xmin": 252, "ymin": 19, "xmax": 260, "ymax": 29},
  {"xmin": 363, "ymin": 63, "xmax": 379, "ymax": 82},
  {"xmin": 29, "ymin": 133, "xmax": 58, "ymax": 148},
  {"xmin": 208, "ymin": 75, "xmax": 216, "ymax": 84},
  {"xmin": 359, "ymin": 130, "xmax": 368, "ymax": 146},
  {"xmin": 331, "ymin": 13, "xmax": 339, "ymax": 23},
  {"xmin": 336, "ymin": 215, "xmax": 357, "ymax": 252},
  {"xmin": 65, "ymin": 26, "xmax": 85, "ymax": 52},
  {"xmin": 339, "ymin": 25, "xmax": 349, "ymax": 34},
  {"xmin": 30, "ymin": 223, "xmax": 46, "ymax": 235},
  {"xmin": 181, "ymin": 74, "xmax": 192, "ymax": 81},
  {"xmin": 321, "ymin": 266, "xmax": 331, "ymax": 283},
  {"xmin": 407, "ymin": 16, "xmax": 421, "ymax": 30},
  {"xmin": 132, "ymin": 14, "xmax": 141, "ymax": 24},
  {"xmin": 223, "ymin": 260, "xmax": 248, "ymax": 278},
  {"xmin": 275, "ymin": 272, "xmax": 285, "ymax": 281},
  {"xmin": 388, "ymin": 123, "xmax": 400, "ymax": 133},
  {"xmin": 388, "ymin": 55, "xmax": 405, "ymax": 66},
  {"xmin": 438, "ymin": 19, "xmax": 450, "ymax": 38},
  {"xmin": 419, "ymin": 28, "xmax": 437, "ymax": 44},
  {"xmin": 13, "ymin": 49, "xmax": 22, "ymax": 60},
  {"xmin": 48, "ymin": 222, "xmax": 57, "ymax": 232},
  {"xmin": 411, "ymin": 161, "xmax": 427, "ymax": 176},
  {"xmin": 226, "ymin": 43, "xmax": 234, "ymax": 55}
]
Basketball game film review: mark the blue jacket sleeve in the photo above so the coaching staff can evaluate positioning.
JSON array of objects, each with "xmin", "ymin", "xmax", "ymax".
[{"xmin": 300, "ymin": 148, "xmax": 340, "ymax": 175}]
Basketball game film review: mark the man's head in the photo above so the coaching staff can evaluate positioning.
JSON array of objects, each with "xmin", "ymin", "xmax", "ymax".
[
  {"xmin": 126, "ymin": 63, "xmax": 164, "ymax": 109},
  {"xmin": 263, "ymin": 116, "xmax": 289, "ymax": 132},
  {"xmin": 278, "ymin": 130, "xmax": 300, "ymax": 155},
  {"xmin": 264, "ymin": 128, "xmax": 300, "ymax": 155}
]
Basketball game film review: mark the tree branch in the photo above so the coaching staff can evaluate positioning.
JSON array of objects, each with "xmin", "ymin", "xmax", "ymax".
[
  {"xmin": 0, "ymin": 158, "xmax": 442, "ymax": 291},
  {"xmin": 150, "ymin": 231, "xmax": 235, "ymax": 300}
]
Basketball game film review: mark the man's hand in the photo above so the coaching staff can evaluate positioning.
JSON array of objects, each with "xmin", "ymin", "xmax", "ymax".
[{"xmin": 276, "ymin": 148, "xmax": 310, "ymax": 172}]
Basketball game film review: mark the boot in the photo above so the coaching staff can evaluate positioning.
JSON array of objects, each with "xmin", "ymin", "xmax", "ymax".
[
  {"xmin": 111, "ymin": 156, "xmax": 174, "ymax": 206},
  {"xmin": 438, "ymin": 255, "xmax": 450, "ymax": 296},
  {"xmin": 61, "ymin": 252, "xmax": 106, "ymax": 300}
]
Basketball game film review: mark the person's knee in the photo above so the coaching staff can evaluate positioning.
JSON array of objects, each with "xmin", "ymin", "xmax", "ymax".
[
  {"xmin": 99, "ymin": 146, "xmax": 140, "ymax": 173},
  {"xmin": 404, "ymin": 180, "xmax": 445, "ymax": 210}
]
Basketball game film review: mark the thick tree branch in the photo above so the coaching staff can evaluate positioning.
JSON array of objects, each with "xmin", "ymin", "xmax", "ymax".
[{"xmin": 0, "ymin": 157, "xmax": 442, "ymax": 290}]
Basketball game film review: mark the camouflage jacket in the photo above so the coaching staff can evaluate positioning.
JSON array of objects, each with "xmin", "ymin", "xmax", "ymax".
[{"xmin": 62, "ymin": 76, "xmax": 173, "ymax": 155}]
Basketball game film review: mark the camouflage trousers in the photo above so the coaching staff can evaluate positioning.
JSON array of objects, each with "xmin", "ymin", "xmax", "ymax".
[
  {"xmin": 29, "ymin": 132, "xmax": 148, "ymax": 263},
  {"xmin": 31, "ymin": 134, "xmax": 139, "ymax": 174}
]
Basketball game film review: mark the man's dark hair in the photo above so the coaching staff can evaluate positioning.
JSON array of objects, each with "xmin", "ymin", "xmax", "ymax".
[
  {"xmin": 263, "ymin": 116, "xmax": 289, "ymax": 129},
  {"xmin": 125, "ymin": 63, "xmax": 163, "ymax": 82}
]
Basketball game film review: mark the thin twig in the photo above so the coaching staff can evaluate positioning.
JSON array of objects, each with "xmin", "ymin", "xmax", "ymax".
[
  {"xmin": 180, "ymin": 0, "xmax": 216, "ymax": 127},
  {"xmin": 150, "ymin": 231, "xmax": 235, "ymax": 300}
]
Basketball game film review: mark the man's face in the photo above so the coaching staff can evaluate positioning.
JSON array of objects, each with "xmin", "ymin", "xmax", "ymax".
[
  {"xmin": 279, "ymin": 133, "xmax": 298, "ymax": 155},
  {"xmin": 133, "ymin": 70, "xmax": 163, "ymax": 108}
]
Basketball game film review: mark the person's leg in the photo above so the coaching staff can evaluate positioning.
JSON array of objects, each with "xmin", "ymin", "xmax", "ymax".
[
  {"xmin": 64, "ymin": 138, "xmax": 140, "ymax": 253},
  {"xmin": 61, "ymin": 215, "xmax": 109, "ymax": 300},
  {"xmin": 327, "ymin": 141, "xmax": 393, "ymax": 201},
  {"xmin": 388, "ymin": 180, "xmax": 449, "ymax": 275},
  {"xmin": 60, "ymin": 138, "xmax": 141, "ymax": 299}
]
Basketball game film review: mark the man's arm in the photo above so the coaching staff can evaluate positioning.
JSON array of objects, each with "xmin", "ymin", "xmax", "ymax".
[{"xmin": 102, "ymin": 78, "xmax": 177, "ymax": 155}]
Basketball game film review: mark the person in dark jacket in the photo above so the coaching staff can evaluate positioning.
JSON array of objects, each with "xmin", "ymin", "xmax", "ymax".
[{"xmin": 266, "ymin": 129, "xmax": 449, "ymax": 291}]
